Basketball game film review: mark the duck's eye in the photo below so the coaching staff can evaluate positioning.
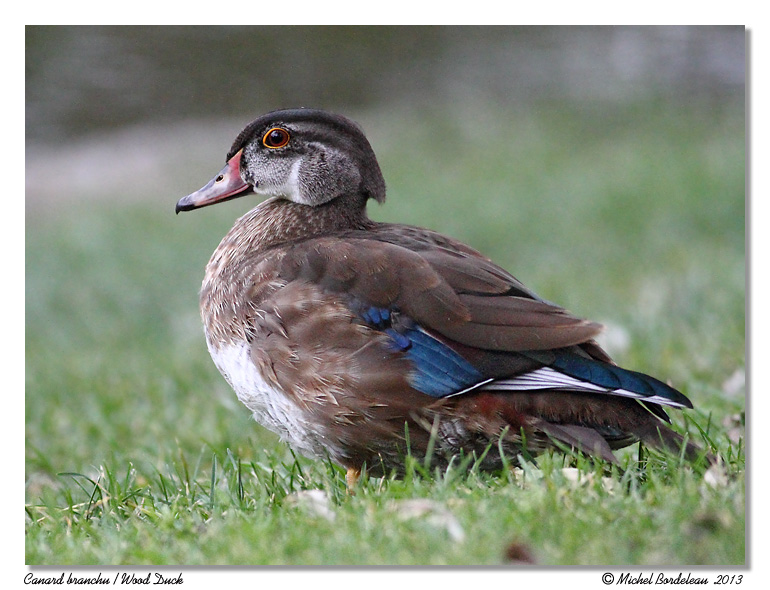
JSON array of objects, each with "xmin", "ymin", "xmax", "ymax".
[{"xmin": 262, "ymin": 127, "xmax": 290, "ymax": 149}]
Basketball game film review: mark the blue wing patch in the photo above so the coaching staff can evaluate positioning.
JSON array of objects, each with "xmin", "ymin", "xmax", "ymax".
[
  {"xmin": 359, "ymin": 306, "xmax": 485, "ymax": 398},
  {"xmin": 356, "ymin": 306, "xmax": 689, "ymax": 408},
  {"xmin": 401, "ymin": 328, "xmax": 485, "ymax": 397}
]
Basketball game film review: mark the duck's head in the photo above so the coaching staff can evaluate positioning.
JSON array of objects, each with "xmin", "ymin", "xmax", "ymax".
[{"xmin": 176, "ymin": 109, "xmax": 386, "ymax": 213}]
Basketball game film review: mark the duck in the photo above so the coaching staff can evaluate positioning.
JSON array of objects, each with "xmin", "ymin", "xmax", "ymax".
[{"xmin": 176, "ymin": 108, "xmax": 712, "ymax": 487}]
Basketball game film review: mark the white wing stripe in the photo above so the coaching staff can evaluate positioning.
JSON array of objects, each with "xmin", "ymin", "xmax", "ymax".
[{"xmin": 477, "ymin": 367, "xmax": 687, "ymax": 408}]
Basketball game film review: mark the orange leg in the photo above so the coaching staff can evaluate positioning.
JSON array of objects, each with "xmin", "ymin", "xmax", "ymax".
[{"xmin": 345, "ymin": 467, "xmax": 361, "ymax": 493}]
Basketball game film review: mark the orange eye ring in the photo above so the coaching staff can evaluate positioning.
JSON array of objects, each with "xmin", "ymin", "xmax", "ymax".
[{"xmin": 262, "ymin": 127, "xmax": 291, "ymax": 149}]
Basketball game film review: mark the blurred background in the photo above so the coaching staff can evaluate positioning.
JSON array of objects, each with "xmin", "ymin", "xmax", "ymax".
[
  {"xmin": 26, "ymin": 26, "xmax": 744, "ymax": 207},
  {"xmin": 26, "ymin": 26, "xmax": 743, "ymax": 142},
  {"xmin": 26, "ymin": 27, "xmax": 745, "ymax": 560}
]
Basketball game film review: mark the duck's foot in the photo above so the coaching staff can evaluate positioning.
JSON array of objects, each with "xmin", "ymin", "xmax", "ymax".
[{"xmin": 345, "ymin": 467, "xmax": 361, "ymax": 494}]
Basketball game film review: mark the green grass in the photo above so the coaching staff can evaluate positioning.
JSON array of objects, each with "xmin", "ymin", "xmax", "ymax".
[{"xmin": 25, "ymin": 101, "xmax": 745, "ymax": 565}]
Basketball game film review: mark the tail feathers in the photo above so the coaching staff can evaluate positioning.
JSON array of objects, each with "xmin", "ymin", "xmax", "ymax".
[
  {"xmin": 636, "ymin": 423, "xmax": 716, "ymax": 465},
  {"xmin": 538, "ymin": 421, "xmax": 620, "ymax": 465},
  {"xmin": 537, "ymin": 419, "xmax": 715, "ymax": 466}
]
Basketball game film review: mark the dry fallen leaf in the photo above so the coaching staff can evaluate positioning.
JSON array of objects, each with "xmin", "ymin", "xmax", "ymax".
[
  {"xmin": 285, "ymin": 489, "xmax": 336, "ymax": 521},
  {"xmin": 388, "ymin": 498, "xmax": 465, "ymax": 543}
]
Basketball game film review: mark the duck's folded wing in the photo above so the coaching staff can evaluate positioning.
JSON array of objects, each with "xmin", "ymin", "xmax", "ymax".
[
  {"xmin": 265, "ymin": 235, "xmax": 693, "ymax": 412},
  {"xmin": 254, "ymin": 234, "xmax": 704, "ymax": 463},
  {"xmin": 274, "ymin": 236, "xmax": 602, "ymax": 353}
]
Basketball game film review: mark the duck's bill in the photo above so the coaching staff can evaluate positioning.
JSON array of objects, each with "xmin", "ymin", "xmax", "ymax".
[{"xmin": 175, "ymin": 149, "xmax": 252, "ymax": 213}]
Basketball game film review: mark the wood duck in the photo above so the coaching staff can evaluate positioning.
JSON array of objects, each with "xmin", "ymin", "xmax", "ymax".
[{"xmin": 176, "ymin": 108, "xmax": 711, "ymax": 487}]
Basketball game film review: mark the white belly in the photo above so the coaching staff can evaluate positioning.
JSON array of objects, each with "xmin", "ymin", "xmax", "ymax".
[{"xmin": 207, "ymin": 339, "xmax": 328, "ymax": 458}]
